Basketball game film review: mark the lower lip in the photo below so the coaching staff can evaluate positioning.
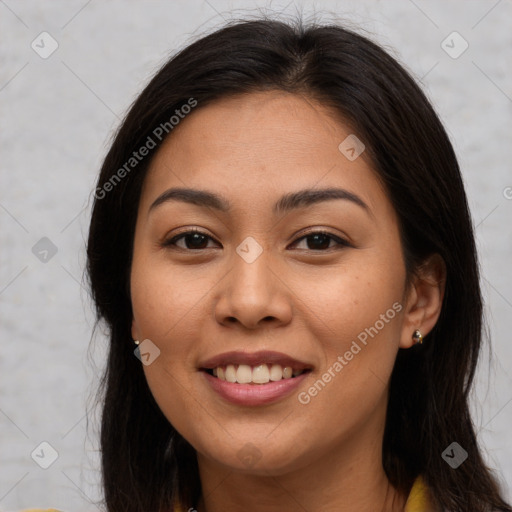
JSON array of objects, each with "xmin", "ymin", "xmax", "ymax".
[{"xmin": 202, "ymin": 371, "xmax": 310, "ymax": 406}]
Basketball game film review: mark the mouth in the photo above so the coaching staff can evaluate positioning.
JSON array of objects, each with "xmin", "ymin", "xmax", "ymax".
[
  {"xmin": 202, "ymin": 363, "xmax": 311, "ymax": 385},
  {"xmin": 199, "ymin": 350, "xmax": 314, "ymax": 386}
]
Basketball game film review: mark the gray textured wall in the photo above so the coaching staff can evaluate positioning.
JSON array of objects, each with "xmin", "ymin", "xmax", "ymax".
[{"xmin": 1, "ymin": 1, "xmax": 511, "ymax": 510}]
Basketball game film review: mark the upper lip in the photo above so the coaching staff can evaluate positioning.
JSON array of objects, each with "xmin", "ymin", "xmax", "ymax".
[{"xmin": 199, "ymin": 350, "xmax": 313, "ymax": 371}]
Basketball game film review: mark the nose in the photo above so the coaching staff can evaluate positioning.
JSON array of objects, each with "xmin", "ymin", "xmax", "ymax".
[{"xmin": 213, "ymin": 243, "xmax": 293, "ymax": 330}]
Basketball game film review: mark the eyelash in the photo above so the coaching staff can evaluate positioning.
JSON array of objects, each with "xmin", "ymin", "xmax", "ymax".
[{"xmin": 162, "ymin": 228, "xmax": 352, "ymax": 252}]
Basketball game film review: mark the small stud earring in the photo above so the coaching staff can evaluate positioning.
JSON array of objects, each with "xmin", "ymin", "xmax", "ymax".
[
  {"xmin": 134, "ymin": 340, "xmax": 140, "ymax": 346},
  {"xmin": 412, "ymin": 329, "xmax": 423, "ymax": 345}
]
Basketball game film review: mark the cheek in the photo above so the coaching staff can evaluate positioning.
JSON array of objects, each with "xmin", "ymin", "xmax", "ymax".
[
  {"xmin": 297, "ymin": 281, "xmax": 403, "ymax": 433},
  {"xmin": 130, "ymin": 259, "xmax": 205, "ymax": 433},
  {"xmin": 296, "ymin": 254, "xmax": 404, "ymax": 343},
  {"xmin": 296, "ymin": 255, "xmax": 405, "ymax": 409},
  {"xmin": 130, "ymin": 255, "xmax": 206, "ymax": 342}
]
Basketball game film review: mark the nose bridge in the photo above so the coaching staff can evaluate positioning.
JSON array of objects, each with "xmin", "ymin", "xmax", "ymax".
[
  {"xmin": 231, "ymin": 236, "xmax": 273, "ymax": 304},
  {"xmin": 215, "ymin": 236, "xmax": 292, "ymax": 329}
]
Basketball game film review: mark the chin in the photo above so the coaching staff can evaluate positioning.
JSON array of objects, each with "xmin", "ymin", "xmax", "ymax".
[{"xmin": 199, "ymin": 439, "xmax": 308, "ymax": 476}]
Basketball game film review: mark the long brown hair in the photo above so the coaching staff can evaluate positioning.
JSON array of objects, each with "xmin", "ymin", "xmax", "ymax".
[{"xmin": 86, "ymin": 17, "xmax": 511, "ymax": 511}]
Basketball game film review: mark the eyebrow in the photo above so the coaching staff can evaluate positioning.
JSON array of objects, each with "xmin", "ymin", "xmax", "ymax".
[{"xmin": 149, "ymin": 187, "xmax": 371, "ymax": 216}]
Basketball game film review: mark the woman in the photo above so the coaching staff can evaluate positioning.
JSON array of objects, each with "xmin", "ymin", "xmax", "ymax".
[{"xmin": 28, "ymin": 16, "xmax": 511, "ymax": 512}]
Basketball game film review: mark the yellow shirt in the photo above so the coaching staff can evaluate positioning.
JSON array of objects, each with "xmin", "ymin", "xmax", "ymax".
[
  {"xmin": 404, "ymin": 476, "xmax": 433, "ymax": 511},
  {"xmin": 20, "ymin": 475, "xmax": 433, "ymax": 512}
]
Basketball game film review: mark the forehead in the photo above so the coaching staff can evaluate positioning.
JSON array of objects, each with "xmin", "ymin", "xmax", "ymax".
[
  {"xmin": 140, "ymin": 91, "xmax": 388, "ymax": 216},
  {"xmin": 154, "ymin": 91, "xmax": 355, "ymax": 164}
]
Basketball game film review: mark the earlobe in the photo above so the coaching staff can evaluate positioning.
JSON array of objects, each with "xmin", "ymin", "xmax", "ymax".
[{"xmin": 399, "ymin": 254, "xmax": 446, "ymax": 349}]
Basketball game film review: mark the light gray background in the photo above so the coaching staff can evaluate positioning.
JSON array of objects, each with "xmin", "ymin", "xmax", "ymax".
[{"xmin": 1, "ymin": 1, "xmax": 511, "ymax": 510}]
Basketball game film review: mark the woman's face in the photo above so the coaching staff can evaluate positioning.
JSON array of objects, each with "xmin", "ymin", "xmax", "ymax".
[{"xmin": 130, "ymin": 91, "xmax": 412, "ymax": 476}]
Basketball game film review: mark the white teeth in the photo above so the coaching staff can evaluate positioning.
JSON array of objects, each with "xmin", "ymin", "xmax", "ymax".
[
  {"xmin": 269, "ymin": 364, "xmax": 283, "ymax": 381},
  {"xmin": 225, "ymin": 364, "xmax": 237, "ymax": 383},
  {"xmin": 252, "ymin": 364, "xmax": 270, "ymax": 384},
  {"xmin": 212, "ymin": 363, "xmax": 305, "ymax": 384},
  {"xmin": 236, "ymin": 364, "xmax": 252, "ymax": 384}
]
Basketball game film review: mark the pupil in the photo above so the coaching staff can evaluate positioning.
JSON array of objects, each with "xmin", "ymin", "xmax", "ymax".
[
  {"xmin": 188, "ymin": 233, "xmax": 207, "ymax": 249},
  {"xmin": 308, "ymin": 233, "xmax": 330, "ymax": 250}
]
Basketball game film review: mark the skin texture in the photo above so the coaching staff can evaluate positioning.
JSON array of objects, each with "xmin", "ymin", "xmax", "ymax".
[{"xmin": 130, "ymin": 91, "xmax": 445, "ymax": 512}]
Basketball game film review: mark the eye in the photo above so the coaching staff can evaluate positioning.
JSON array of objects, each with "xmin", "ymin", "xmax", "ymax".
[
  {"xmin": 290, "ymin": 230, "xmax": 352, "ymax": 251},
  {"xmin": 162, "ymin": 229, "xmax": 219, "ymax": 250},
  {"xmin": 162, "ymin": 229, "xmax": 351, "ymax": 251}
]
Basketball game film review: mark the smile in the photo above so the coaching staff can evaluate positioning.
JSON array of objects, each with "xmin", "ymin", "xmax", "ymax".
[
  {"xmin": 205, "ymin": 363, "xmax": 308, "ymax": 385},
  {"xmin": 199, "ymin": 350, "xmax": 313, "ymax": 405}
]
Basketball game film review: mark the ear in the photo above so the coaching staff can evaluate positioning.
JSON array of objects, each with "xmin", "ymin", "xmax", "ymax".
[{"xmin": 400, "ymin": 253, "xmax": 446, "ymax": 349}]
